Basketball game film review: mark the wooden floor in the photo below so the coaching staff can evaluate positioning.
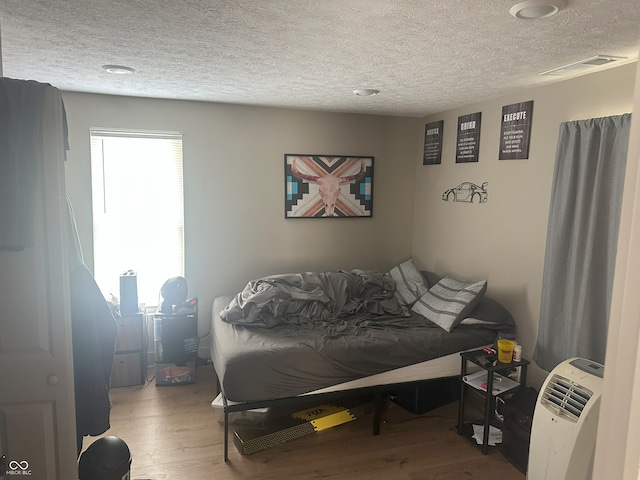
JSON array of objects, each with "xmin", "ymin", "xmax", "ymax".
[{"xmin": 84, "ymin": 365, "xmax": 525, "ymax": 480}]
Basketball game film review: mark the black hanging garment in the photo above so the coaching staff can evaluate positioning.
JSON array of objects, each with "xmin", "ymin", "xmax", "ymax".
[
  {"xmin": 70, "ymin": 264, "xmax": 118, "ymax": 449},
  {"xmin": 65, "ymin": 163, "xmax": 117, "ymax": 454},
  {"xmin": 66, "ymin": 147, "xmax": 118, "ymax": 455}
]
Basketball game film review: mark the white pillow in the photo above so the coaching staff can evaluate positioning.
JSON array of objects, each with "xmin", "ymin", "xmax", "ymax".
[
  {"xmin": 389, "ymin": 259, "xmax": 429, "ymax": 306},
  {"xmin": 412, "ymin": 277, "xmax": 487, "ymax": 332}
]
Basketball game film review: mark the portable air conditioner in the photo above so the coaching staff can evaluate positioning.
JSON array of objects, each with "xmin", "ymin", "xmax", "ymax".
[{"xmin": 528, "ymin": 358, "xmax": 604, "ymax": 480}]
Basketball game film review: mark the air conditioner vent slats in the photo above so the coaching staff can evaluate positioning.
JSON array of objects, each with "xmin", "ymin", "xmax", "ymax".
[{"xmin": 540, "ymin": 373, "xmax": 593, "ymax": 422}]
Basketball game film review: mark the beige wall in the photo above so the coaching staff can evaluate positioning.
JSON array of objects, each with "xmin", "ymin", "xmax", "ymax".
[
  {"xmin": 62, "ymin": 93, "xmax": 420, "ymax": 351},
  {"xmin": 62, "ymin": 63, "xmax": 637, "ymax": 377},
  {"xmin": 414, "ymin": 62, "xmax": 638, "ymax": 386}
]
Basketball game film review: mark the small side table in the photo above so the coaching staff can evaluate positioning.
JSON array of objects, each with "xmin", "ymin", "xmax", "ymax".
[
  {"xmin": 153, "ymin": 312, "xmax": 198, "ymax": 386},
  {"xmin": 457, "ymin": 349, "xmax": 530, "ymax": 454},
  {"xmin": 111, "ymin": 312, "xmax": 145, "ymax": 387}
]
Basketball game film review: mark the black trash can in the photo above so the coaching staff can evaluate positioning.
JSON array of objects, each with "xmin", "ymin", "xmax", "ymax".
[{"xmin": 78, "ymin": 436, "xmax": 131, "ymax": 480}]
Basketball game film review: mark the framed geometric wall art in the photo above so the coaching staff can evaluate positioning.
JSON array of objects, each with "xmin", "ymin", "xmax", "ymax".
[{"xmin": 284, "ymin": 154, "xmax": 374, "ymax": 218}]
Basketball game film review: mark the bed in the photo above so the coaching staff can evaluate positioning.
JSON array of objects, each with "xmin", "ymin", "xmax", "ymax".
[{"xmin": 210, "ymin": 263, "xmax": 515, "ymax": 460}]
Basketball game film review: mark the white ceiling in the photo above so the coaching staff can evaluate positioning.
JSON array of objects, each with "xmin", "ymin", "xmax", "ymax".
[{"xmin": 0, "ymin": 0, "xmax": 638, "ymax": 117}]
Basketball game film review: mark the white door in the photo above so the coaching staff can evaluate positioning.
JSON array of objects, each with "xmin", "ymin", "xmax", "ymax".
[{"xmin": 0, "ymin": 87, "xmax": 78, "ymax": 479}]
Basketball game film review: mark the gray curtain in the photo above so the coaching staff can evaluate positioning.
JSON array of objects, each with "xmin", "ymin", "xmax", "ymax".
[{"xmin": 534, "ymin": 114, "xmax": 631, "ymax": 372}]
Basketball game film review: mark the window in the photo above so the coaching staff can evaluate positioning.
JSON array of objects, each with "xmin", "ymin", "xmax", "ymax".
[{"xmin": 90, "ymin": 129, "xmax": 184, "ymax": 307}]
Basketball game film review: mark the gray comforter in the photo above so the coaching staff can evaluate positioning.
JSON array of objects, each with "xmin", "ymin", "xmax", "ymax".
[
  {"xmin": 212, "ymin": 270, "xmax": 515, "ymax": 401},
  {"xmin": 220, "ymin": 270, "xmax": 406, "ymax": 328}
]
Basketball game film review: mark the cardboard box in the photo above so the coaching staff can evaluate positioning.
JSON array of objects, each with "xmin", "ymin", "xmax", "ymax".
[{"xmin": 211, "ymin": 393, "xmax": 270, "ymax": 426}]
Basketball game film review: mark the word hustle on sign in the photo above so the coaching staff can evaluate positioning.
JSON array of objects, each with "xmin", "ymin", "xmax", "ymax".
[
  {"xmin": 503, "ymin": 111, "xmax": 527, "ymax": 122},
  {"xmin": 426, "ymin": 126, "xmax": 440, "ymax": 136}
]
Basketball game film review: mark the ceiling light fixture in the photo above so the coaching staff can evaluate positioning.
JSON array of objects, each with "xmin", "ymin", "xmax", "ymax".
[
  {"xmin": 102, "ymin": 64, "xmax": 135, "ymax": 74},
  {"xmin": 509, "ymin": 0, "xmax": 565, "ymax": 20},
  {"xmin": 353, "ymin": 89, "xmax": 380, "ymax": 97}
]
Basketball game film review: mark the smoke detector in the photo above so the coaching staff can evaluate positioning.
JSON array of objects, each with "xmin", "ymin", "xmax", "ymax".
[
  {"xmin": 353, "ymin": 89, "xmax": 380, "ymax": 97},
  {"xmin": 102, "ymin": 64, "xmax": 135, "ymax": 74},
  {"xmin": 510, "ymin": 1, "xmax": 565, "ymax": 20}
]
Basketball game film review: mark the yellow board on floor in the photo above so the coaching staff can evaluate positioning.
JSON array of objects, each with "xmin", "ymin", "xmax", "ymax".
[
  {"xmin": 233, "ymin": 401, "xmax": 368, "ymax": 455},
  {"xmin": 292, "ymin": 404, "xmax": 357, "ymax": 431}
]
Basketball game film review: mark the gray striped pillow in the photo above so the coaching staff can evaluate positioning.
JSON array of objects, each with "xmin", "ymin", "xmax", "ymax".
[
  {"xmin": 412, "ymin": 277, "xmax": 487, "ymax": 332},
  {"xmin": 389, "ymin": 260, "xmax": 428, "ymax": 306}
]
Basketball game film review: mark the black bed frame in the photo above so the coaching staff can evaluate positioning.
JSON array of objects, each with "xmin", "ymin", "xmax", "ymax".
[{"xmin": 216, "ymin": 375, "xmax": 457, "ymax": 461}]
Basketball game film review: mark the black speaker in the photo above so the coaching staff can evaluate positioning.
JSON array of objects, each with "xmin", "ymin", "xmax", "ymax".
[{"xmin": 119, "ymin": 270, "xmax": 138, "ymax": 315}]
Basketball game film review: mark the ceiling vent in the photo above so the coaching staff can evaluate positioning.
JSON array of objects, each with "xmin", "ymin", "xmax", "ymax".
[{"xmin": 540, "ymin": 55, "xmax": 627, "ymax": 77}]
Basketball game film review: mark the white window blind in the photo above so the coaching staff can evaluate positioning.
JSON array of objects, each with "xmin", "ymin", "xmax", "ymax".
[{"xmin": 90, "ymin": 129, "xmax": 184, "ymax": 307}]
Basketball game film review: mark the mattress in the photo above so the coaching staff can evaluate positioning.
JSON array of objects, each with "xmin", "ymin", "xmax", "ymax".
[{"xmin": 211, "ymin": 295, "xmax": 503, "ymax": 402}]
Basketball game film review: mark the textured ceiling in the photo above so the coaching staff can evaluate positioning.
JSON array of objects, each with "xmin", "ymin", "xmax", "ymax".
[{"xmin": 0, "ymin": 0, "xmax": 638, "ymax": 117}]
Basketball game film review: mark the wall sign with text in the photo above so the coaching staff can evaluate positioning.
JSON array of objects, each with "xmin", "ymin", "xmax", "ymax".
[
  {"xmin": 499, "ymin": 100, "xmax": 534, "ymax": 160},
  {"xmin": 456, "ymin": 112, "xmax": 482, "ymax": 163},
  {"xmin": 423, "ymin": 120, "xmax": 444, "ymax": 165}
]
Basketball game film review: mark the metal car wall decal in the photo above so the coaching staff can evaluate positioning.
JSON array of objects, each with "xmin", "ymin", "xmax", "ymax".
[{"xmin": 442, "ymin": 182, "xmax": 488, "ymax": 203}]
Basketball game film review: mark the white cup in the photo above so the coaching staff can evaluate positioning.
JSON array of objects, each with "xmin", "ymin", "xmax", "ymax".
[{"xmin": 513, "ymin": 344, "xmax": 522, "ymax": 362}]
